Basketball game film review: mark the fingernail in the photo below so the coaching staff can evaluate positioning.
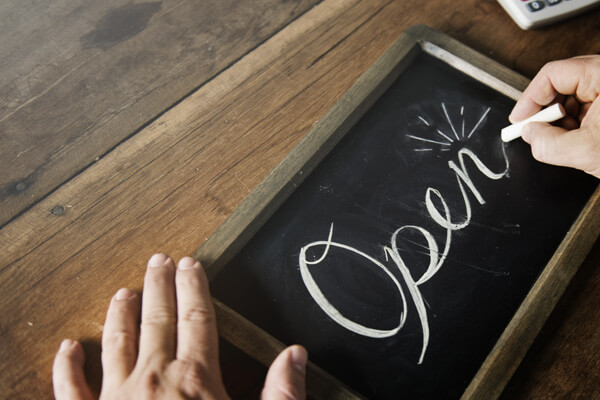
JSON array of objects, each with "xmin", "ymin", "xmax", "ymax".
[
  {"xmin": 148, "ymin": 253, "xmax": 169, "ymax": 268},
  {"xmin": 59, "ymin": 339, "xmax": 72, "ymax": 353},
  {"xmin": 290, "ymin": 346, "xmax": 308, "ymax": 374},
  {"xmin": 115, "ymin": 288, "xmax": 135, "ymax": 301},
  {"xmin": 178, "ymin": 257, "xmax": 200, "ymax": 270}
]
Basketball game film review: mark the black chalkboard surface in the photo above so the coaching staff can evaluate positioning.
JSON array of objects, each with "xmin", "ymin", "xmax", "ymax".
[{"xmin": 197, "ymin": 26, "xmax": 600, "ymax": 399}]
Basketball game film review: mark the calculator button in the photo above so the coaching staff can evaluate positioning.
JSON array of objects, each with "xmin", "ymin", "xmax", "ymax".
[
  {"xmin": 546, "ymin": 0, "xmax": 562, "ymax": 5},
  {"xmin": 527, "ymin": 1, "xmax": 545, "ymax": 11}
]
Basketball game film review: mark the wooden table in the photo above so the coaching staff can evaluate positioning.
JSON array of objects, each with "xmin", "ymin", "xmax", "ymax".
[{"xmin": 1, "ymin": 1, "xmax": 599, "ymax": 398}]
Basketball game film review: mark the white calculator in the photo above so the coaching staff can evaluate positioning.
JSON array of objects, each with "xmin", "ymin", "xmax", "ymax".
[{"xmin": 497, "ymin": 0, "xmax": 600, "ymax": 29}]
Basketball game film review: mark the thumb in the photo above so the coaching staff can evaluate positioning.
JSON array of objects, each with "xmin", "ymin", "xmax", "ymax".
[
  {"xmin": 52, "ymin": 340, "xmax": 94, "ymax": 400},
  {"xmin": 261, "ymin": 345, "xmax": 307, "ymax": 400},
  {"xmin": 522, "ymin": 122, "xmax": 599, "ymax": 176}
]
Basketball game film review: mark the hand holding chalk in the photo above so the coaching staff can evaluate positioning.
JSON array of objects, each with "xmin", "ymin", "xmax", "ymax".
[
  {"xmin": 501, "ymin": 103, "xmax": 565, "ymax": 142},
  {"xmin": 505, "ymin": 55, "xmax": 600, "ymax": 179}
]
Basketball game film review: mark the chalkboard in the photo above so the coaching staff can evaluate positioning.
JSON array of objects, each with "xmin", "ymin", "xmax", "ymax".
[{"xmin": 196, "ymin": 26, "xmax": 600, "ymax": 399}]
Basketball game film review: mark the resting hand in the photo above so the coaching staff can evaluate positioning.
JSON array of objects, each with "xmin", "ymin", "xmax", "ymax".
[
  {"xmin": 509, "ymin": 55, "xmax": 600, "ymax": 178},
  {"xmin": 52, "ymin": 254, "xmax": 307, "ymax": 400}
]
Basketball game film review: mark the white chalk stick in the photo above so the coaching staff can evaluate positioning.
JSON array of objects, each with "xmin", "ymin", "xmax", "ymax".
[{"xmin": 501, "ymin": 103, "xmax": 566, "ymax": 142}]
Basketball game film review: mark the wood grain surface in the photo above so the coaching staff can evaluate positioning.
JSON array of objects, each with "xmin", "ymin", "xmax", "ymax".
[
  {"xmin": 1, "ymin": 0, "xmax": 599, "ymax": 398},
  {"xmin": 0, "ymin": 0, "xmax": 319, "ymax": 227}
]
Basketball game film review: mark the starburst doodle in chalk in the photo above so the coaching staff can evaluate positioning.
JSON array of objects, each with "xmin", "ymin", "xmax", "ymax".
[{"xmin": 408, "ymin": 102, "xmax": 491, "ymax": 152}]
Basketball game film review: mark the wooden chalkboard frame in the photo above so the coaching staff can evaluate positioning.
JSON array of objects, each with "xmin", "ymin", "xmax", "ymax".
[{"xmin": 195, "ymin": 25, "xmax": 600, "ymax": 399}]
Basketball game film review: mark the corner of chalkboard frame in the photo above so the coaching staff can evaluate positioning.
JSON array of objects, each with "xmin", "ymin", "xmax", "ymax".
[{"xmin": 195, "ymin": 25, "xmax": 600, "ymax": 400}]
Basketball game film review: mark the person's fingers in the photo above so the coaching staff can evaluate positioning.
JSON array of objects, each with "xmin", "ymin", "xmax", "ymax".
[
  {"xmin": 138, "ymin": 253, "xmax": 177, "ymax": 365},
  {"xmin": 522, "ymin": 122, "xmax": 600, "ymax": 176},
  {"xmin": 52, "ymin": 340, "xmax": 94, "ymax": 400},
  {"xmin": 166, "ymin": 358, "xmax": 229, "ymax": 399},
  {"xmin": 508, "ymin": 93, "xmax": 546, "ymax": 123},
  {"xmin": 261, "ymin": 346, "xmax": 308, "ymax": 400},
  {"xmin": 101, "ymin": 288, "xmax": 140, "ymax": 390},
  {"xmin": 510, "ymin": 57, "xmax": 600, "ymax": 123},
  {"xmin": 508, "ymin": 65, "xmax": 560, "ymax": 123},
  {"xmin": 175, "ymin": 257, "xmax": 220, "ymax": 369}
]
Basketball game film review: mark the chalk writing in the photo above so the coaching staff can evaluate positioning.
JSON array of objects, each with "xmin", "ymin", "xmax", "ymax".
[
  {"xmin": 411, "ymin": 103, "xmax": 491, "ymax": 151},
  {"xmin": 298, "ymin": 105, "xmax": 508, "ymax": 364}
]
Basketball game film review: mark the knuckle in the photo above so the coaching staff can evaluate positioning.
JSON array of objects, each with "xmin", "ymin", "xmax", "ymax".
[
  {"xmin": 540, "ymin": 60, "xmax": 558, "ymax": 75},
  {"xmin": 145, "ymin": 269, "xmax": 173, "ymax": 287},
  {"xmin": 54, "ymin": 342, "xmax": 83, "ymax": 366},
  {"xmin": 171, "ymin": 360, "xmax": 221, "ymax": 398},
  {"xmin": 579, "ymin": 68, "xmax": 596, "ymax": 101},
  {"xmin": 180, "ymin": 360, "xmax": 208, "ymax": 382},
  {"xmin": 109, "ymin": 298, "xmax": 135, "ymax": 317},
  {"xmin": 102, "ymin": 330, "xmax": 137, "ymax": 354},
  {"xmin": 143, "ymin": 306, "xmax": 176, "ymax": 326},
  {"xmin": 180, "ymin": 306, "xmax": 215, "ymax": 326},
  {"xmin": 538, "ymin": 61, "xmax": 561, "ymax": 83},
  {"xmin": 176, "ymin": 271, "xmax": 201, "ymax": 288}
]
